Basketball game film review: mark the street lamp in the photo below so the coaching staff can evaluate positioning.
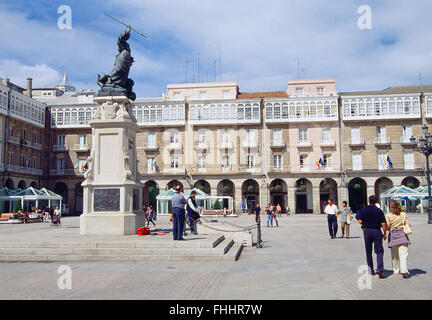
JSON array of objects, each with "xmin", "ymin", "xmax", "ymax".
[{"xmin": 411, "ymin": 126, "xmax": 432, "ymax": 224}]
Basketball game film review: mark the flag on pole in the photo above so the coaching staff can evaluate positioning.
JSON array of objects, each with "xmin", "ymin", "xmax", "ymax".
[
  {"xmin": 386, "ymin": 155, "xmax": 393, "ymax": 167},
  {"xmin": 315, "ymin": 159, "xmax": 320, "ymax": 168},
  {"xmin": 153, "ymin": 159, "xmax": 158, "ymax": 171},
  {"xmin": 319, "ymin": 158, "xmax": 325, "ymax": 167}
]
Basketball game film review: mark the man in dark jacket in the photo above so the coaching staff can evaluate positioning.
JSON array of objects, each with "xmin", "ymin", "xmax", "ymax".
[
  {"xmin": 186, "ymin": 191, "xmax": 200, "ymax": 235},
  {"xmin": 356, "ymin": 195, "xmax": 388, "ymax": 278}
]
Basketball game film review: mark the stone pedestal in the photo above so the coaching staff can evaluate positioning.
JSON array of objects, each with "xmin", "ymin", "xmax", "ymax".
[{"xmin": 80, "ymin": 96, "xmax": 145, "ymax": 235}]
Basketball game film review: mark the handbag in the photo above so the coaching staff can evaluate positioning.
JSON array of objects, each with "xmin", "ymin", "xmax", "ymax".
[{"xmin": 403, "ymin": 214, "xmax": 412, "ymax": 235}]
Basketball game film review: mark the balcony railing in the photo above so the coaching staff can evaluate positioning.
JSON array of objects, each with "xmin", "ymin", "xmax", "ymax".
[
  {"xmin": 74, "ymin": 144, "xmax": 89, "ymax": 152},
  {"xmin": 348, "ymin": 138, "xmax": 365, "ymax": 147},
  {"xmin": 374, "ymin": 136, "xmax": 391, "ymax": 146},
  {"xmin": 297, "ymin": 140, "xmax": 312, "ymax": 148},
  {"xmin": 291, "ymin": 165, "xmax": 338, "ymax": 172},
  {"xmin": 32, "ymin": 142, "xmax": 42, "ymax": 150},
  {"xmin": 195, "ymin": 142, "xmax": 209, "ymax": 151},
  {"xmin": 8, "ymin": 136, "xmax": 20, "ymax": 144},
  {"xmin": 400, "ymin": 137, "xmax": 413, "ymax": 145},
  {"xmin": 320, "ymin": 139, "xmax": 336, "ymax": 147},
  {"xmin": 50, "ymin": 169, "xmax": 76, "ymax": 176},
  {"xmin": 270, "ymin": 141, "xmax": 286, "ymax": 149},
  {"xmin": 166, "ymin": 142, "xmax": 182, "ymax": 151},
  {"xmin": 241, "ymin": 141, "xmax": 258, "ymax": 148},
  {"xmin": 137, "ymin": 143, "xmax": 159, "ymax": 151},
  {"xmin": 162, "ymin": 167, "xmax": 186, "ymax": 174},
  {"xmin": 53, "ymin": 145, "xmax": 68, "ymax": 152},
  {"xmin": 219, "ymin": 141, "xmax": 234, "ymax": 150},
  {"xmin": 7, "ymin": 165, "xmax": 43, "ymax": 176}
]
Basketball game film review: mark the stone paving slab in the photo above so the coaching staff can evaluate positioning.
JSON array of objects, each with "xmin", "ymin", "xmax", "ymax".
[{"xmin": 0, "ymin": 214, "xmax": 431, "ymax": 299}]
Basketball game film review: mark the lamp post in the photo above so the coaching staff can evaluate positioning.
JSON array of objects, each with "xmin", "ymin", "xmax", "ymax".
[{"xmin": 410, "ymin": 124, "xmax": 432, "ymax": 224}]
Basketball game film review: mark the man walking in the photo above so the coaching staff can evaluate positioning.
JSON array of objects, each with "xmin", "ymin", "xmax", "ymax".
[
  {"xmin": 171, "ymin": 185, "xmax": 187, "ymax": 241},
  {"xmin": 339, "ymin": 201, "xmax": 353, "ymax": 239},
  {"xmin": 254, "ymin": 203, "xmax": 261, "ymax": 223},
  {"xmin": 324, "ymin": 199, "xmax": 339, "ymax": 239},
  {"xmin": 356, "ymin": 195, "xmax": 388, "ymax": 278},
  {"xmin": 186, "ymin": 190, "xmax": 200, "ymax": 235}
]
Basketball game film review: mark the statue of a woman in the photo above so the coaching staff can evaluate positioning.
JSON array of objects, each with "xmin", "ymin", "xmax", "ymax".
[{"xmin": 97, "ymin": 26, "xmax": 136, "ymax": 101}]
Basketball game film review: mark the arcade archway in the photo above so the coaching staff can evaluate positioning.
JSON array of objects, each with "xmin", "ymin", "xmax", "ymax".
[
  {"xmin": 348, "ymin": 178, "xmax": 367, "ymax": 213},
  {"xmin": 295, "ymin": 178, "xmax": 313, "ymax": 213},
  {"xmin": 269, "ymin": 179, "xmax": 287, "ymax": 212}
]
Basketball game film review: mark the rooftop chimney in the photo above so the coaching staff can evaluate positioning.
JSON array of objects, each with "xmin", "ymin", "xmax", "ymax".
[{"xmin": 26, "ymin": 77, "xmax": 33, "ymax": 98}]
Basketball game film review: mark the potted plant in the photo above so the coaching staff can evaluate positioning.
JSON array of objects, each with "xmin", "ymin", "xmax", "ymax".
[
  {"xmin": 199, "ymin": 185, "xmax": 205, "ymax": 191},
  {"xmin": 247, "ymin": 185, "xmax": 254, "ymax": 192},
  {"xmin": 353, "ymin": 184, "xmax": 361, "ymax": 190},
  {"xmin": 275, "ymin": 184, "xmax": 282, "ymax": 191},
  {"xmin": 148, "ymin": 186, "xmax": 155, "ymax": 193},
  {"xmin": 324, "ymin": 184, "xmax": 331, "ymax": 191},
  {"xmin": 381, "ymin": 184, "xmax": 388, "ymax": 190},
  {"xmin": 213, "ymin": 199, "xmax": 221, "ymax": 210},
  {"xmin": 298, "ymin": 185, "xmax": 306, "ymax": 192},
  {"xmin": 407, "ymin": 183, "xmax": 415, "ymax": 189},
  {"xmin": 223, "ymin": 185, "xmax": 229, "ymax": 192}
]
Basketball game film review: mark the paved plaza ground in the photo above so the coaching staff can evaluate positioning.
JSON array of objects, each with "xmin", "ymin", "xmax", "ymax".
[{"xmin": 0, "ymin": 213, "xmax": 431, "ymax": 300}]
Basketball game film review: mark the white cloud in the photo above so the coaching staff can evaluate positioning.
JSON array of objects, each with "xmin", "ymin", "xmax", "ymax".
[{"xmin": 0, "ymin": 59, "xmax": 61, "ymax": 88}]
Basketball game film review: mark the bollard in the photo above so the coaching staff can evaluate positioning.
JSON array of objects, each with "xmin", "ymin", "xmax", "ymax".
[{"xmin": 256, "ymin": 216, "xmax": 264, "ymax": 248}]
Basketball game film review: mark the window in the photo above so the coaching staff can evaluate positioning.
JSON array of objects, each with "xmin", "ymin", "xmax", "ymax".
[
  {"xmin": 8, "ymin": 153, "xmax": 13, "ymax": 165},
  {"xmin": 317, "ymin": 87, "xmax": 324, "ymax": 96},
  {"xmin": 197, "ymin": 131, "xmax": 206, "ymax": 144},
  {"xmin": 245, "ymin": 129, "xmax": 255, "ymax": 145},
  {"xmin": 171, "ymin": 157, "xmax": 179, "ymax": 168},
  {"xmin": 404, "ymin": 152, "xmax": 414, "ymax": 170},
  {"xmin": 170, "ymin": 132, "xmax": 179, "ymax": 143},
  {"xmin": 21, "ymin": 155, "xmax": 26, "ymax": 167},
  {"xmin": 147, "ymin": 131, "xmax": 156, "ymax": 147},
  {"xmin": 22, "ymin": 130, "xmax": 27, "ymax": 140},
  {"xmin": 295, "ymin": 88, "xmax": 303, "ymax": 97},
  {"xmin": 222, "ymin": 130, "xmax": 230, "ymax": 142},
  {"xmin": 351, "ymin": 127, "xmax": 361, "ymax": 144},
  {"xmin": 57, "ymin": 135, "xmax": 66, "ymax": 146},
  {"xmin": 9, "ymin": 126, "xmax": 13, "ymax": 137},
  {"xmin": 299, "ymin": 129, "xmax": 308, "ymax": 142},
  {"xmin": 273, "ymin": 155, "xmax": 282, "ymax": 169},
  {"xmin": 79, "ymin": 134, "xmax": 87, "ymax": 146},
  {"xmin": 57, "ymin": 159, "xmax": 65, "ymax": 170},
  {"xmin": 299, "ymin": 155, "xmax": 306, "ymax": 168},
  {"xmin": 322, "ymin": 128, "xmax": 331, "ymax": 142},
  {"xmin": 352, "ymin": 154, "xmax": 362, "ymax": 171},
  {"xmin": 402, "ymin": 125, "xmax": 412, "ymax": 142},
  {"xmin": 33, "ymin": 132, "xmax": 38, "ymax": 143},
  {"xmin": 199, "ymin": 91, "xmax": 207, "ymax": 100},
  {"xmin": 246, "ymin": 155, "xmax": 254, "ymax": 168},
  {"xmin": 376, "ymin": 126, "xmax": 386, "ymax": 142},
  {"xmin": 323, "ymin": 154, "xmax": 331, "ymax": 167},
  {"xmin": 273, "ymin": 129, "xmax": 282, "ymax": 145},
  {"xmin": 223, "ymin": 91, "xmax": 230, "ymax": 99},
  {"xmin": 174, "ymin": 92, "xmax": 182, "ymax": 101},
  {"xmin": 197, "ymin": 156, "xmax": 206, "ymax": 169}
]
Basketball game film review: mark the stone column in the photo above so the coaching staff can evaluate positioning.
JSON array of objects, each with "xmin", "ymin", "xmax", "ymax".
[
  {"xmin": 80, "ymin": 96, "xmax": 145, "ymax": 235},
  {"xmin": 287, "ymin": 185, "xmax": 296, "ymax": 214},
  {"xmin": 313, "ymin": 186, "xmax": 321, "ymax": 214}
]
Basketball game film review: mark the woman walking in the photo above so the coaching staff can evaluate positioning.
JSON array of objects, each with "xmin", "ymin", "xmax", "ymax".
[
  {"xmin": 272, "ymin": 204, "xmax": 279, "ymax": 227},
  {"xmin": 386, "ymin": 201, "xmax": 411, "ymax": 279},
  {"xmin": 265, "ymin": 203, "xmax": 272, "ymax": 227}
]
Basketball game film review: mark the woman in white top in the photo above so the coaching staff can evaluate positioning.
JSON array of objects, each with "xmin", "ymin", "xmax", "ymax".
[{"xmin": 54, "ymin": 207, "xmax": 61, "ymax": 226}]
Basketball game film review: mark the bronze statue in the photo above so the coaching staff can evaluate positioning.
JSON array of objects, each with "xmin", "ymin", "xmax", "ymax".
[{"xmin": 97, "ymin": 26, "xmax": 136, "ymax": 101}]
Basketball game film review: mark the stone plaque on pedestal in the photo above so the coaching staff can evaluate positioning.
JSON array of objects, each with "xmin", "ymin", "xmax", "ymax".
[{"xmin": 80, "ymin": 96, "xmax": 145, "ymax": 235}]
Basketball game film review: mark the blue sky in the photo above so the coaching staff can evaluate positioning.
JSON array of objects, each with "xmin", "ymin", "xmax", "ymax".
[{"xmin": 1, "ymin": 0, "xmax": 432, "ymax": 97}]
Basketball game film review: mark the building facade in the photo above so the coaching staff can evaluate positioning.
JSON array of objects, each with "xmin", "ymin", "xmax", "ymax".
[
  {"xmin": 0, "ymin": 77, "xmax": 45, "ymax": 193},
  {"xmin": 1, "ymin": 75, "xmax": 428, "ymax": 215}
]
